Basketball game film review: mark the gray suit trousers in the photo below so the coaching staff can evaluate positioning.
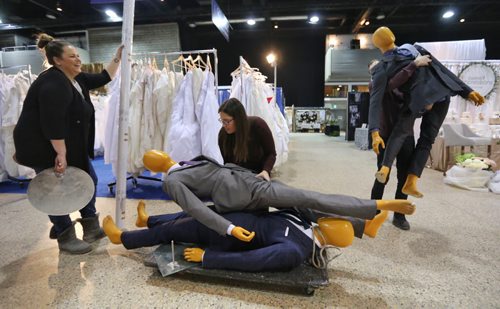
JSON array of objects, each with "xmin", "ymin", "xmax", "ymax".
[{"xmin": 164, "ymin": 161, "xmax": 377, "ymax": 235}]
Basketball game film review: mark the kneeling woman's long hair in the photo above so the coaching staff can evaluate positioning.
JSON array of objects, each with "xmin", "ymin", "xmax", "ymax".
[{"xmin": 218, "ymin": 98, "xmax": 250, "ymax": 163}]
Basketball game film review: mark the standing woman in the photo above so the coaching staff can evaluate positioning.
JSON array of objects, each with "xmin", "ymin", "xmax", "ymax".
[
  {"xmin": 218, "ymin": 98, "xmax": 277, "ymax": 181},
  {"xmin": 13, "ymin": 34, "xmax": 123, "ymax": 254}
]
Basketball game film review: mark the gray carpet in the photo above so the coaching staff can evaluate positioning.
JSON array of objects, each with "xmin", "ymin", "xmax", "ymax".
[{"xmin": 0, "ymin": 133, "xmax": 498, "ymax": 307}]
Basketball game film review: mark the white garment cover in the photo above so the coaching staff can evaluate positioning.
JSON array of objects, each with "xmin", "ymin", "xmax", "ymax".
[
  {"xmin": 166, "ymin": 71, "xmax": 202, "ymax": 162},
  {"xmin": 197, "ymin": 70, "xmax": 223, "ymax": 163}
]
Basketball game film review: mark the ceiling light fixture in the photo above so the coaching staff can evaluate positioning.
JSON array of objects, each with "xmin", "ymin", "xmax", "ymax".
[
  {"xmin": 188, "ymin": 23, "xmax": 196, "ymax": 28},
  {"xmin": 46, "ymin": 13, "xmax": 56, "ymax": 19},
  {"xmin": 309, "ymin": 16, "xmax": 319, "ymax": 24},
  {"xmin": 270, "ymin": 15, "xmax": 307, "ymax": 21},
  {"xmin": 56, "ymin": 2, "xmax": 62, "ymax": 12},
  {"xmin": 364, "ymin": 20, "xmax": 370, "ymax": 25},
  {"xmin": 460, "ymin": 18, "xmax": 465, "ymax": 23},
  {"xmin": 274, "ymin": 24, "xmax": 278, "ymax": 29},
  {"xmin": 105, "ymin": 9, "xmax": 121, "ymax": 22},
  {"xmin": 376, "ymin": 13, "xmax": 385, "ymax": 20},
  {"xmin": 247, "ymin": 19, "xmax": 256, "ymax": 25},
  {"xmin": 442, "ymin": 10, "xmax": 454, "ymax": 18}
]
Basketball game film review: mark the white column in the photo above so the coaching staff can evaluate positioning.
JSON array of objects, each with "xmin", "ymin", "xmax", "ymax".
[{"xmin": 115, "ymin": 0, "xmax": 135, "ymax": 227}]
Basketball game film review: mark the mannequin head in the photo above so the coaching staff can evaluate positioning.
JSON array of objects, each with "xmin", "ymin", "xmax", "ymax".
[
  {"xmin": 372, "ymin": 26, "xmax": 396, "ymax": 53},
  {"xmin": 315, "ymin": 218, "xmax": 354, "ymax": 247},
  {"xmin": 143, "ymin": 150, "xmax": 177, "ymax": 173}
]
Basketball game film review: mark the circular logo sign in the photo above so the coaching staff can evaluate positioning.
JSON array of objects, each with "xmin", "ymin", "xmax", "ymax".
[{"xmin": 458, "ymin": 63, "xmax": 496, "ymax": 97}]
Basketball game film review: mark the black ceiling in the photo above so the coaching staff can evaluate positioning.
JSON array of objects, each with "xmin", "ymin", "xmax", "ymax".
[{"xmin": 1, "ymin": 0, "xmax": 500, "ymax": 36}]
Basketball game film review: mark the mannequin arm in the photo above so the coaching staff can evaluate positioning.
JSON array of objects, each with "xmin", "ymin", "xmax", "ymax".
[{"xmin": 371, "ymin": 131, "xmax": 385, "ymax": 155}]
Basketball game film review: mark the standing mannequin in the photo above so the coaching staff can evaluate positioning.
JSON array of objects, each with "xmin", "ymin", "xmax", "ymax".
[
  {"xmin": 369, "ymin": 26, "xmax": 484, "ymax": 198},
  {"xmin": 368, "ymin": 55, "xmax": 431, "ymax": 230}
]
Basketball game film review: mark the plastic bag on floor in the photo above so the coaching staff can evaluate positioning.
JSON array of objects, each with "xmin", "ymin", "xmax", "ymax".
[
  {"xmin": 443, "ymin": 165, "xmax": 493, "ymax": 192},
  {"xmin": 488, "ymin": 171, "xmax": 500, "ymax": 194}
]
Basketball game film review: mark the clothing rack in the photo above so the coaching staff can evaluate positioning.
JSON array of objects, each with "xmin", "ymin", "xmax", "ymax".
[
  {"xmin": 107, "ymin": 48, "xmax": 219, "ymax": 193},
  {"xmin": 132, "ymin": 48, "xmax": 218, "ymax": 100},
  {"xmin": 0, "ymin": 64, "xmax": 33, "ymax": 186},
  {"xmin": 0, "ymin": 64, "xmax": 33, "ymax": 85}
]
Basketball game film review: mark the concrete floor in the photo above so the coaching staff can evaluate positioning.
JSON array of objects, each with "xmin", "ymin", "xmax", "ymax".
[{"xmin": 1, "ymin": 133, "xmax": 499, "ymax": 308}]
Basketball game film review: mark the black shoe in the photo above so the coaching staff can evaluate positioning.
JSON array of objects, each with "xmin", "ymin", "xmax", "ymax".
[{"xmin": 392, "ymin": 215, "xmax": 410, "ymax": 231}]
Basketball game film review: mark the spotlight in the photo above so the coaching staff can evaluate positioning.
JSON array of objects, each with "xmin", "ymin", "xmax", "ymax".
[
  {"xmin": 460, "ymin": 18, "xmax": 465, "ymax": 23},
  {"xmin": 56, "ymin": 1, "xmax": 62, "ymax": 12},
  {"xmin": 309, "ymin": 16, "xmax": 319, "ymax": 24},
  {"xmin": 105, "ymin": 9, "xmax": 121, "ymax": 22},
  {"xmin": 247, "ymin": 19, "xmax": 256, "ymax": 25},
  {"xmin": 442, "ymin": 10, "xmax": 454, "ymax": 18},
  {"xmin": 46, "ymin": 13, "xmax": 56, "ymax": 19},
  {"xmin": 188, "ymin": 23, "xmax": 196, "ymax": 28},
  {"xmin": 266, "ymin": 53, "xmax": 276, "ymax": 64},
  {"xmin": 274, "ymin": 24, "xmax": 278, "ymax": 29},
  {"xmin": 376, "ymin": 13, "xmax": 385, "ymax": 20},
  {"xmin": 364, "ymin": 20, "xmax": 370, "ymax": 25}
]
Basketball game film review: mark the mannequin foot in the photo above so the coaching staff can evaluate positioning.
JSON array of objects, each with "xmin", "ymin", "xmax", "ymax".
[
  {"xmin": 103, "ymin": 216, "xmax": 123, "ymax": 244},
  {"xmin": 376, "ymin": 200, "xmax": 416, "ymax": 215},
  {"xmin": 375, "ymin": 166, "xmax": 390, "ymax": 183},
  {"xmin": 364, "ymin": 211, "xmax": 388, "ymax": 238},
  {"xmin": 136, "ymin": 200, "xmax": 149, "ymax": 228},
  {"xmin": 402, "ymin": 174, "xmax": 423, "ymax": 198}
]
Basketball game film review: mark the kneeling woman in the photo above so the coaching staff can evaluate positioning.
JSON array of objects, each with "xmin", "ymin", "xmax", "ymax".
[{"xmin": 218, "ymin": 98, "xmax": 277, "ymax": 181}]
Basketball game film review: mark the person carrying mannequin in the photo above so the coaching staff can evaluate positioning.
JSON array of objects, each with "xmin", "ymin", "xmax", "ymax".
[
  {"xmin": 368, "ymin": 26, "xmax": 485, "ymax": 198},
  {"xmin": 13, "ymin": 33, "xmax": 124, "ymax": 254},
  {"xmin": 102, "ymin": 201, "xmax": 396, "ymax": 272},
  {"xmin": 141, "ymin": 150, "xmax": 416, "ymax": 242},
  {"xmin": 368, "ymin": 54, "xmax": 431, "ymax": 230},
  {"xmin": 218, "ymin": 98, "xmax": 277, "ymax": 181}
]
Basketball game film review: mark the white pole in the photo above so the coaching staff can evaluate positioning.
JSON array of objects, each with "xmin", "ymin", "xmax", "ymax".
[
  {"xmin": 115, "ymin": 0, "xmax": 135, "ymax": 227},
  {"xmin": 273, "ymin": 62, "xmax": 277, "ymax": 107}
]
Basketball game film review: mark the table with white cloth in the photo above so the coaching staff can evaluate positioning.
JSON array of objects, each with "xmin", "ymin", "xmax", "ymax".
[{"xmin": 427, "ymin": 136, "xmax": 500, "ymax": 172}]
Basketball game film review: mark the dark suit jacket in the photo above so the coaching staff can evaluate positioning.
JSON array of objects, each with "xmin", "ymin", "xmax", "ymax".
[{"xmin": 368, "ymin": 45, "xmax": 473, "ymax": 131}]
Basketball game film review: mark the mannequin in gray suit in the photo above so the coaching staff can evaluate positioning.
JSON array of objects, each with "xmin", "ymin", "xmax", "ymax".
[{"xmin": 143, "ymin": 150, "xmax": 416, "ymax": 242}]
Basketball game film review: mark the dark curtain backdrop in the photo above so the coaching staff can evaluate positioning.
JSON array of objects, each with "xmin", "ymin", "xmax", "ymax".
[{"xmin": 180, "ymin": 26, "xmax": 326, "ymax": 108}]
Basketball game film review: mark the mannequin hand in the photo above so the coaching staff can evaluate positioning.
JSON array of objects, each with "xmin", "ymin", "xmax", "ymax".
[
  {"xmin": 371, "ymin": 131, "xmax": 385, "ymax": 155},
  {"xmin": 184, "ymin": 247, "xmax": 204, "ymax": 263},
  {"xmin": 414, "ymin": 55, "xmax": 431, "ymax": 67},
  {"xmin": 231, "ymin": 226, "xmax": 255, "ymax": 242},
  {"xmin": 468, "ymin": 91, "xmax": 485, "ymax": 106},
  {"xmin": 256, "ymin": 170, "xmax": 270, "ymax": 181}
]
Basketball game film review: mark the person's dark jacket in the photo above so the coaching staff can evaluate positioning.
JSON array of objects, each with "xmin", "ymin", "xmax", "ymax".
[{"xmin": 13, "ymin": 67, "xmax": 111, "ymax": 172}]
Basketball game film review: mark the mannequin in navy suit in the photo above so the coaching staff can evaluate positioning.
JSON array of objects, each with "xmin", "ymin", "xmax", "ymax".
[
  {"xmin": 369, "ymin": 26, "xmax": 485, "ymax": 198},
  {"xmin": 102, "ymin": 202, "xmax": 391, "ymax": 272}
]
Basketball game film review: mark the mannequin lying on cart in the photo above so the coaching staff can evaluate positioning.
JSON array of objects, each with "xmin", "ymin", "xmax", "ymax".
[{"xmin": 103, "ymin": 150, "xmax": 416, "ymax": 272}]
